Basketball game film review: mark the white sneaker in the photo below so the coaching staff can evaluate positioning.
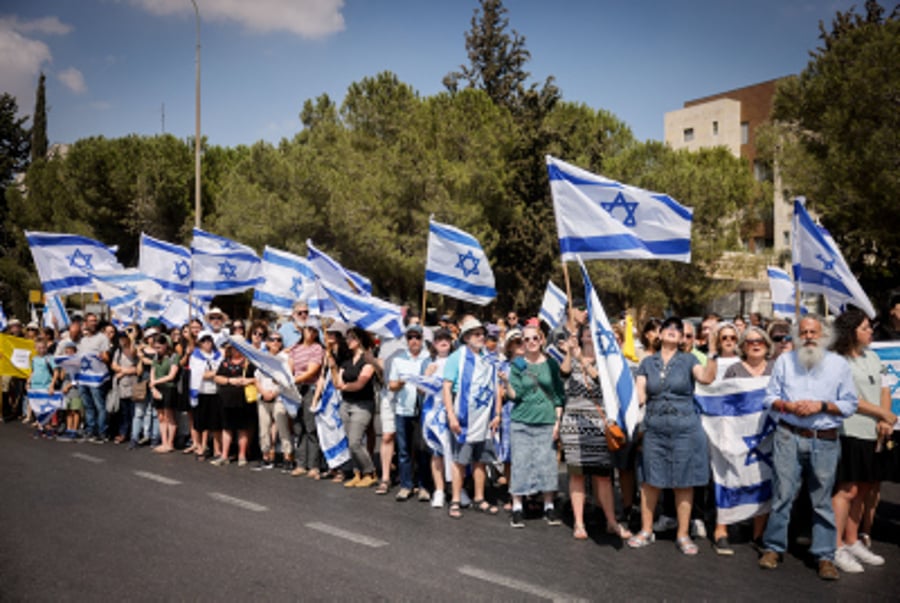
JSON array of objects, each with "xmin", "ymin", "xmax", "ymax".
[
  {"xmin": 653, "ymin": 515, "xmax": 677, "ymax": 532},
  {"xmin": 690, "ymin": 518, "xmax": 707, "ymax": 539},
  {"xmin": 847, "ymin": 540, "xmax": 885, "ymax": 566},
  {"xmin": 431, "ymin": 490, "xmax": 445, "ymax": 509},
  {"xmin": 833, "ymin": 546, "xmax": 864, "ymax": 573}
]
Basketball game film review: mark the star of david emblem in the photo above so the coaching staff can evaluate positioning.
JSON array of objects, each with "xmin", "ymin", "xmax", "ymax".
[
  {"xmin": 815, "ymin": 253, "xmax": 836, "ymax": 272},
  {"xmin": 67, "ymin": 248, "xmax": 94, "ymax": 271},
  {"xmin": 455, "ymin": 250, "xmax": 480, "ymax": 278},
  {"xmin": 743, "ymin": 415, "xmax": 776, "ymax": 468},
  {"xmin": 435, "ymin": 408, "xmax": 448, "ymax": 434},
  {"xmin": 330, "ymin": 405, "xmax": 341, "ymax": 425},
  {"xmin": 290, "ymin": 277, "xmax": 306, "ymax": 298},
  {"xmin": 886, "ymin": 366, "xmax": 900, "ymax": 396},
  {"xmin": 219, "ymin": 239, "xmax": 239, "ymax": 250},
  {"xmin": 600, "ymin": 192, "xmax": 638, "ymax": 227},
  {"xmin": 595, "ymin": 327, "xmax": 618, "ymax": 356},
  {"xmin": 173, "ymin": 260, "xmax": 191, "ymax": 281},
  {"xmin": 80, "ymin": 357, "xmax": 93, "ymax": 372},
  {"xmin": 218, "ymin": 260, "xmax": 237, "ymax": 279}
]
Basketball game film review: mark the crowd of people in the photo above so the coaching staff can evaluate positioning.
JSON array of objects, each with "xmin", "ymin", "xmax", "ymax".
[{"xmin": 3, "ymin": 294, "xmax": 899, "ymax": 582}]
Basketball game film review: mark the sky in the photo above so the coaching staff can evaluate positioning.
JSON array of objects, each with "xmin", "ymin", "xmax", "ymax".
[{"xmin": 1, "ymin": 0, "xmax": 857, "ymax": 149}]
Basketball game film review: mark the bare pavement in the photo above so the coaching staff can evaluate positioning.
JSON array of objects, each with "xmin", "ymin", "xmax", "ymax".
[{"xmin": 1, "ymin": 422, "xmax": 897, "ymax": 601}]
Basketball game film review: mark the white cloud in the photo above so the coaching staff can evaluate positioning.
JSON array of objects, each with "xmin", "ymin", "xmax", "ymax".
[
  {"xmin": 0, "ymin": 19, "xmax": 54, "ymax": 112},
  {"xmin": 131, "ymin": 0, "xmax": 345, "ymax": 39},
  {"xmin": 58, "ymin": 67, "xmax": 87, "ymax": 94}
]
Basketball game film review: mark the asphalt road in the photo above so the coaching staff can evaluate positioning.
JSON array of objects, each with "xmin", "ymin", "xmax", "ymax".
[{"xmin": 1, "ymin": 422, "xmax": 898, "ymax": 601}]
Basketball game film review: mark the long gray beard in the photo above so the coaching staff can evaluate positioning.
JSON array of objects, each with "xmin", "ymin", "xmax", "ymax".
[{"xmin": 797, "ymin": 343, "xmax": 825, "ymax": 370}]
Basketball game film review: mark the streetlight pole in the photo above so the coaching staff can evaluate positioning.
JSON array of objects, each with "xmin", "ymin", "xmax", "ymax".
[{"xmin": 190, "ymin": 0, "xmax": 201, "ymax": 229}]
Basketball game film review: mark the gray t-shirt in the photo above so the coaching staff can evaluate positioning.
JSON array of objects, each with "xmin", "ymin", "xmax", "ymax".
[{"xmin": 842, "ymin": 350, "xmax": 883, "ymax": 441}]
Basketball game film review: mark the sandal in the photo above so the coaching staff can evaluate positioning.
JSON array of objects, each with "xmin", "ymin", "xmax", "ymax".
[
  {"xmin": 307, "ymin": 469, "xmax": 321, "ymax": 480},
  {"xmin": 676, "ymin": 536, "xmax": 699, "ymax": 556},
  {"xmin": 473, "ymin": 499, "xmax": 499, "ymax": 515},
  {"xmin": 448, "ymin": 501, "xmax": 462, "ymax": 519},
  {"xmin": 627, "ymin": 530, "xmax": 656, "ymax": 548},
  {"xmin": 330, "ymin": 471, "xmax": 345, "ymax": 483},
  {"xmin": 606, "ymin": 522, "xmax": 633, "ymax": 540},
  {"xmin": 375, "ymin": 480, "xmax": 390, "ymax": 495},
  {"xmin": 573, "ymin": 524, "xmax": 589, "ymax": 540}
]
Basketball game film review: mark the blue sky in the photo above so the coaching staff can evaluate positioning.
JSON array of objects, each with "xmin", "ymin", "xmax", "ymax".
[{"xmin": 2, "ymin": 0, "xmax": 855, "ymax": 149}]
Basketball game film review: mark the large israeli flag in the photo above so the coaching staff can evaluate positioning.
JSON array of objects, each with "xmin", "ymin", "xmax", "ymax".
[
  {"xmin": 539, "ymin": 280, "xmax": 567, "ymax": 330},
  {"xmin": 25, "ymin": 231, "xmax": 124, "ymax": 295},
  {"xmin": 318, "ymin": 280, "xmax": 404, "ymax": 339},
  {"xmin": 547, "ymin": 156, "xmax": 693, "ymax": 262},
  {"xmin": 306, "ymin": 239, "xmax": 372, "ymax": 295},
  {"xmin": 695, "ymin": 377, "xmax": 774, "ymax": 525},
  {"xmin": 314, "ymin": 370, "xmax": 351, "ymax": 469},
  {"xmin": 792, "ymin": 199, "xmax": 876, "ymax": 318},
  {"xmin": 139, "ymin": 233, "xmax": 192, "ymax": 297},
  {"xmin": 425, "ymin": 219, "xmax": 496, "ymax": 305},
  {"xmin": 766, "ymin": 266, "xmax": 805, "ymax": 319},
  {"xmin": 191, "ymin": 228, "xmax": 263, "ymax": 299},
  {"xmin": 226, "ymin": 334, "xmax": 302, "ymax": 416},
  {"xmin": 253, "ymin": 246, "xmax": 320, "ymax": 316},
  {"xmin": 577, "ymin": 257, "xmax": 640, "ymax": 438}
]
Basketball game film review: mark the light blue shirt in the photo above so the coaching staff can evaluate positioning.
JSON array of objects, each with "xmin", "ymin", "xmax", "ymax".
[
  {"xmin": 388, "ymin": 349, "xmax": 428, "ymax": 417},
  {"xmin": 764, "ymin": 350, "xmax": 858, "ymax": 430},
  {"xmin": 278, "ymin": 322, "xmax": 304, "ymax": 348}
]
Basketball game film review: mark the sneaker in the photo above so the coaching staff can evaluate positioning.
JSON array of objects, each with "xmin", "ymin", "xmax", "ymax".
[
  {"xmin": 690, "ymin": 518, "xmax": 707, "ymax": 539},
  {"xmin": 431, "ymin": 490, "xmax": 445, "ymax": 509},
  {"xmin": 846, "ymin": 540, "xmax": 884, "ymax": 566},
  {"xmin": 544, "ymin": 507, "xmax": 562, "ymax": 526},
  {"xmin": 252, "ymin": 460, "xmax": 275, "ymax": 471},
  {"xmin": 138, "ymin": 437, "xmax": 150, "ymax": 446},
  {"xmin": 418, "ymin": 489, "xmax": 431, "ymax": 503},
  {"xmin": 833, "ymin": 547, "xmax": 864, "ymax": 573},
  {"xmin": 395, "ymin": 487, "xmax": 413, "ymax": 501},
  {"xmin": 209, "ymin": 456, "xmax": 230, "ymax": 466},
  {"xmin": 281, "ymin": 460, "xmax": 296, "ymax": 474},
  {"xmin": 818, "ymin": 559, "xmax": 840, "ymax": 581},
  {"xmin": 510, "ymin": 510, "xmax": 525, "ymax": 528},
  {"xmin": 237, "ymin": 458, "xmax": 248, "ymax": 467},
  {"xmin": 714, "ymin": 537, "xmax": 734, "ymax": 556},
  {"xmin": 653, "ymin": 515, "xmax": 677, "ymax": 532},
  {"xmin": 355, "ymin": 474, "xmax": 378, "ymax": 488},
  {"xmin": 89, "ymin": 435, "xmax": 105, "ymax": 444},
  {"xmin": 758, "ymin": 550, "xmax": 780, "ymax": 569}
]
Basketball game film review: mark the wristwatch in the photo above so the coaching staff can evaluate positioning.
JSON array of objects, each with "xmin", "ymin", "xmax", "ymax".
[{"xmin": 820, "ymin": 401, "xmax": 828, "ymax": 414}]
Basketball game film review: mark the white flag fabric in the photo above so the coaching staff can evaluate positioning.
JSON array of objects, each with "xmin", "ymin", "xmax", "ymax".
[
  {"xmin": 412, "ymin": 373, "xmax": 453, "ymax": 481},
  {"xmin": 191, "ymin": 228, "xmax": 263, "ymax": 299},
  {"xmin": 871, "ymin": 342, "xmax": 900, "ymax": 421},
  {"xmin": 226, "ymin": 335, "xmax": 302, "ymax": 416},
  {"xmin": 767, "ymin": 266, "xmax": 808, "ymax": 319},
  {"xmin": 792, "ymin": 199, "xmax": 876, "ymax": 318},
  {"xmin": 577, "ymin": 257, "xmax": 640, "ymax": 438},
  {"xmin": 306, "ymin": 239, "xmax": 372, "ymax": 295},
  {"xmin": 253, "ymin": 246, "xmax": 320, "ymax": 316},
  {"xmin": 159, "ymin": 296, "xmax": 208, "ymax": 330},
  {"xmin": 318, "ymin": 280, "xmax": 404, "ymax": 339},
  {"xmin": 139, "ymin": 233, "xmax": 192, "ymax": 297},
  {"xmin": 425, "ymin": 219, "xmax": 496, "ymax": 305},
  {"xmin": 43, "ymin": 295, "xmax": 71, "ymax": 329},
  {"xmin": 314, "ymin": 370, "xmax": 351, "ymax": 469},
  {"xmin": 25, "ymin": 231, "xmax": 124, "ymax": 295},
  {"xmin": 539, "ymin": 280, "xmax": 567, "ymax": 330},
  {"xmin": 27, "ymin": 389, "xmax": 65, "ymax": 425},
  {"xmin": 695, "ymin": 377, "xmax": 774, "ymax": 525},
  {"xmin": 547, "ymin": 156, "xmax": 693, "ymax": 262}
]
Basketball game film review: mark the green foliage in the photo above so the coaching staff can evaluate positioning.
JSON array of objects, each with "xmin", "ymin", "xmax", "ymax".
[
  {"xmin": 0, "ymin": 92, "xmax": 31, "ymax": 258},
  {"xmin": 770, "ymin": 0, "xmax": 899, "ymax": 294},
  {"xmin": 31, "ymin": 73, "xmax": 47, "ymax": 163}
]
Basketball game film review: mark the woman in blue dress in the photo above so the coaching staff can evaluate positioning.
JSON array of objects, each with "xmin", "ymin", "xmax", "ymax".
[{"xmin": 627, "ymin": 316, "xmax": 718, "ymax": 555}]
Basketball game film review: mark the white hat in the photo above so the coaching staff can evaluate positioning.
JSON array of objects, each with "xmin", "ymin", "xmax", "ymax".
[
  {"xmin": 197, "ymin": 330, "xmax": 214, "ymax": 342},
  {"xmin": 458, "ymin": 317, "xmax": 484, "ymax": 337},
  {"xmin": 207, "ymin": 307, "xmax": 225, "ymax": 318},
  {"xmin": 26, "ymin": 321, "xmax": 39, "ymax": 330},
  {"xmin": 504, "ymin": 327, "xmax": 523, "ymax": 345},
  {"xmin": 144, "ymin": 327, "xmax": 160, "ymax": 339},
  {"xmin": 325, "ymin": 319, "xmax": 350, "ymax": 336}
]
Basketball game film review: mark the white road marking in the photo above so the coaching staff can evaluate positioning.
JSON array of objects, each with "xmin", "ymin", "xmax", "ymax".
[
  {"xmin": 71, "ymin": 452, "xmax": 103, "ymax": 464},
  {"xmin": 305, "ymin": 522, "xmax": 389, "ymax": 548},
  {"xmin": 457, "ymin": 565, "xmax": 587, "ymax": 602},
  {"xmin": 208, "ymin": 492, "xmax": 268, "ymax": 512},
  {"xmin": 133, "ymin": 470, "xmax": 181, "ymax": 486}
]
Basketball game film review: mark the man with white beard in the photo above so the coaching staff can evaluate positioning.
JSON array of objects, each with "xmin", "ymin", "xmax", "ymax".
[{"xmin": 758, "ymin": 316, "xmax": 858, "ymax": 580}]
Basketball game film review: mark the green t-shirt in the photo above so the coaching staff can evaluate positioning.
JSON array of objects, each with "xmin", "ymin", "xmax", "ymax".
[
  {"xmin": 508, "ymin": 356, "xmax": 565, "ymax": 425},
  {"xmin": 153, "ymin": 353, "xmax": 181, "ymax": 390}
]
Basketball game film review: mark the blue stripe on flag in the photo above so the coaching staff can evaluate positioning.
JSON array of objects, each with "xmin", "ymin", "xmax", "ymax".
[
  {"xmin": 428, "ymin": 222, "xmax": 480, "ymax": 248},
  {"xmin": 142, "ymin": 235, "xmax": 190, "ymax": 258},
  {"xmin": 41, "ymin": 276, "xmax": 95, "ymax": 291},
  {"xmin": 715, "ymin": 481, "xmax": 772, "ymax": 510},
  {"xmin": 424, "ymin": 270, "xmax": 496, "ymax": 299},
  {"xmin": 560, "ymin": 235, "xmax": 691, "ymax": 256},
  {"xmin": 791, "ymin": 265, "xmax": 854, "ymax": 298},
  {"xmin": 695, "ymin": 388, "xmax": 767, "ymax": 417},
  {"xmin": 252, "ymin": 290, "xmax": 295, "ymax": 312},
  {"xmin": 192, "ymin": 278, "xmax": 264, "ymax": 293}
]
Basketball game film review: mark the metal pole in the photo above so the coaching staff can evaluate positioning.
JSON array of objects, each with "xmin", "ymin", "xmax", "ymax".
[{"xmin": 191, "ymin": 0, "xmax": 201, "ymax": 229}]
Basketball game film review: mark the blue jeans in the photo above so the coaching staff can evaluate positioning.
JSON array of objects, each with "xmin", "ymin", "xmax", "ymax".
[
  {"xmin": 762, "ymin": 424, "xmax": 841, "ymax": 560},
  {"xmin": 395, "ymin": 414, "xmax": 429, "ymax": 490},
  {"xmin": 132, "ymin": 401, "xmax": 160, "ymax": 443},
  {"xmin": 80, "ymin": 384, "xmax": 107, "ymax": 438}
]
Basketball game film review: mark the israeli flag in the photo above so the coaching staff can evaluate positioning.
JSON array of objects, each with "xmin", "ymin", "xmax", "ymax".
[
  {"xmin": 792, "ymin": 199, "xmax": 876, "ymax": 318},
  {"xmin": 27, "ymin": 390, "xmax": 65, "ymax": 425},
  {"xmin": 25, "ymin": 231, "xmax": 124, "ymax": 295},
  {"xmin": 188, "ymin": 347, "xmax": 222, "ymax": 407},
  {"xmin": 766, "ymin": 266, "xmax": 806, "ymax": 319},
  {"xmin": 539, "ymin": 280, "xmax": 567, "ymax": 330},
  {"xmin": 191, "ymin": 228, "xmax": 263, "ymax": 299},
  {"xmin": 425, "ymin": 219, "xmax": 496, "ymax": 305},
  {"xmin": 400, "ymin": 373, "xmax": 443, "ymax": 397},
  {"xmin": 43, "ymin": 295, "xmax": 71, "ymax": 329},
  {"xmin": 306, "ymin": 239, "xmax": 372, "ymax": 295},
  {"xmin": 63, "ymin": 352, "xmax": 109, "ymax": 385},
  {"xmin": 158, "ymin": 296, "xmax": 208, "ymax": 329},
  {"xmin": 0, "ymin": 303, "xmax": 7, "ymax": 331},
  {"xmin": 451, "ymin": 347, "xmax": 497, "ymax": 444},
  {"xmin": 253, "ymin": 246, "xmax": 320, "ymax": 316},
  {"xmin": 314, "ymin": 370, "xmax": 351, "ymax": 469},
  {"xmin": 577, "ymin": 257, "xmax": 640, "ymax": 438},
  {"xmin": 139, "ymin": 233, "xmax": 192, "ymax": 296},
  {"xmin": 318, "ymin": 280, "xmax": 404, "ymax": 339},
  {"xmin": 418, "ymin": 376, "xmax": 453, "ymax": 481},
  {"xmin": 547, "ymin": 156, "xmax": 693, "ymax": 263},
  {"xmin": 695, "ymin": 377, "xmax": 774, "ymax": 525},
  {"xmin": 871, "ymin": 342, "xmax": 900, "ymax": 419},
  {"xmin": 226, "ymin": 334, "xmax": 302, "ymax": 416}
]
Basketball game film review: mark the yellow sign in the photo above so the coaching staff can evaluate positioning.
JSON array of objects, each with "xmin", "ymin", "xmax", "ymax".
[
  {"xmin": 29, "ymin": 290, "xmax": 44, "ymax": 304},
  {"xmin": 0, "ymin": 334, "xmax": 35, "ymax": 378}
]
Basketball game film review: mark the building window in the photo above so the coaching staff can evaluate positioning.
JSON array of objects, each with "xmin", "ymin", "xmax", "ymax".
[
  {"xmin": 683, "ymin": 127, "xmax": 694, "ymax": 142},
  {"xmin": 753, "ymin": 160, "xmax": 772, "ymax": 182},
  {"xmin": 783, "ymin": 231, "xmax": 790, "ymax": 247},
  {"xmin": 741, "ymin": 122, "xmax": 749, "ymax": 145},
  {"xmin": 712, "ymin": 121, "xmax": 719, "ymax": 136}
]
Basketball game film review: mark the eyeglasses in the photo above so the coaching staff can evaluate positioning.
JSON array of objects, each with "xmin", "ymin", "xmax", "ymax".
[
  {"xmin": 744, "ymin": 338, "xmax": 766, "ymax": 346},
  {"xmin": 268, "ymin": 337, "xmax": 282, "ymax": 343},
  {"xmin": 719, "ymin": 335, "xmax": 737, "ymax": 342},
  {"xmin": 523, "ymin": 336, "xmax": 540, "ymax": 343},
  {"xmin": 771, "ymin": 335, "xmax": 792, "ymax": 343},
  {"xmin": 406, "ymin": 334, "xmax": 422, "ymax": 340},
  {"xmin": 252, "ymin": 330, "xmax": 265, "ymax": 337},
  {"xmin": 295, "ymin": 310, "xmax": 309, "ymax": 316}
]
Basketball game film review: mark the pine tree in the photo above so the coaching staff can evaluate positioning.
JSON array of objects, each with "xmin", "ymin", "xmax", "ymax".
[{"xmin": 31, "ymin": 73, "xmax": 48, "ymax": 162}]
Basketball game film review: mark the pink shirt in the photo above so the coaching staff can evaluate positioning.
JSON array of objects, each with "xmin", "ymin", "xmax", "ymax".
[{"xmin": 289, "ymin": 343, "xmax": 324, "ymax": 384}]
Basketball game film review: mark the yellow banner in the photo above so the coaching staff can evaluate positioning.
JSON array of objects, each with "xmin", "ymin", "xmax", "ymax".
[{"xmin": 0, "ymin": 334, "xmax": 35, "ymax": 378}]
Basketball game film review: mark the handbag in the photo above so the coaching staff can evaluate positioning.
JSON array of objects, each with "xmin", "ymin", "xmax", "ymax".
[
  {"xmin": 132, "ymin": 380, "xmax": 148, "ymax": 401},
  {"xmin": 580, "ymin": 360, "xmax": 627, "ymax": 453},
  {"xmin": 243, "ymin": 364, "xmax": 258, "ymax": 404}
]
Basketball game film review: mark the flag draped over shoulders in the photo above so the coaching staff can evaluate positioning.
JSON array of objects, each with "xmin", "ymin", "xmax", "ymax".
[{"xmin": 314, "ymin": 370, "xmax": 351, "ymax": 469}]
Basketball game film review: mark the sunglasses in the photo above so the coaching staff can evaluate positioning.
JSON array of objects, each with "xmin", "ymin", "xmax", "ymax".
[
  {"xmin": 406, "ymin": 334, "xmax": 422, "ymax": 340},
  {"xmin": 523, "ymin": 336, "xmax": 540, "ymax": 343},
  {"xmin": 268, "ymin": 337, "xmax": 282, "ymax": 343},
  {"xmin": 719, "ymin": 335, "xmax": 737, "ymax": 342},
  {"xmin": 295, "ymin": 310, "xmax": 309, "ymax": 316},
  {"xmin": 772, "ymin": 335, "xmax": 792, "ymax": 343},
  {"xmin": 744, "ymin": 338, "xmax": 766, "ymax": 345}
]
